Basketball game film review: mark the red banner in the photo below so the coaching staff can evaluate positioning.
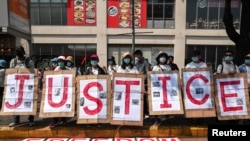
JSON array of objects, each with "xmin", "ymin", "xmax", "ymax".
[
  {"xmin": 107, "ymin": 0, "xmax": 147, "ymax": 28},
  {"xmin": 67, "ymin": 0, "xmax": 96, "ymax": 26}
]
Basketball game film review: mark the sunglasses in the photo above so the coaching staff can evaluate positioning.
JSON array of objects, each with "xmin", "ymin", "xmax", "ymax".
[{"xmin": 225, "ymin": 54, "xmax": 232, "ymax": 57}]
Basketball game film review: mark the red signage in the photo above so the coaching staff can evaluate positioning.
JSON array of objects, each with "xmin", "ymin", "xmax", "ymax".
[
  {"xmin": 67, "ymin": 0, "xmax": 96, "ymax": 26},
  {"xmin": 107, "ymin": 0, "xmax": 147, "ymax": 28}
]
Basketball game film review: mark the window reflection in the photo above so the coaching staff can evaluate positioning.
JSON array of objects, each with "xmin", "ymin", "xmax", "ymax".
[{"xmin": 186, "ymin": 0, "xmax": 241, "ymax": 29}]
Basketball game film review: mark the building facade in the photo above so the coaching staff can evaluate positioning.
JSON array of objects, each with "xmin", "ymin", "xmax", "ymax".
[{"xmin": 29, "ymin": 0, "xmax": 241, "ymax": 72}]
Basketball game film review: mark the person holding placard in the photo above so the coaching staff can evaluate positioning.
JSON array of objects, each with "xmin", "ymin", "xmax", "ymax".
[
  {"xmin": 151, "ymin": 51, "xmax": 172, "ymax": 124},
  {"xmin": 0, "ymin": 59, "xmax": 6, "ymax": 111},
  {"xmin": 185, "ymin": 50, "xmax": 207, "ymax": 69},
  {"xmin": 168, "ymin": 55, "xmax": 179, "ymax": 71},
  {"xmin": 85, "ymin": 54, "xmax": 106, "ymax": 75},
  {"xmin": 103, "ymin": 56, "xmax": 118, "ymax": 76},
  {"xmin": 8, "ymin": 46, "xmax": 36, "ymax": 127},
  {"xmin": 216, "ymin": 50, "xmax": 239, "ymax": 74},
  {"xmin": 239, "ymin": 54, "xmax": 250, "ymax": 87},
  {"xmin": 49, "ymin": 55, "xmax": 69, "ymax": 128},
  {"xmin": 117, "ymin": 52, "xmax": 139, "ymax": 74},
  {"xmin": 133, "ymin": 50, "xmax": 152, "ymax": 119}
]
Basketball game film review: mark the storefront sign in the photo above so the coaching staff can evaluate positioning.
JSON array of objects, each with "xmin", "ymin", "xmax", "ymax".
[{"xmin": 107, "ymin": 0, "xmax": 147, "ymax": 28}]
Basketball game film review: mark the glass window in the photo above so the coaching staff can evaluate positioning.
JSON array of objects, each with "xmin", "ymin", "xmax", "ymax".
[
  {"xmin": 51, "ymin": 3, "xmax": 62, "ymax": 25},
  {"xmin": 147, "ymin": 0, "xmax": 175, "ymax": 29},
  {"xmin": 39, "ymin": 3, "xmax": 51, "ymax": 25},
  {"xmin": 186, "ymin": 0, "xmax": 241, "ymax": 29},
  {"xmin": 30, "ymin": 0, "xmax": 67, "ymax": 25}
]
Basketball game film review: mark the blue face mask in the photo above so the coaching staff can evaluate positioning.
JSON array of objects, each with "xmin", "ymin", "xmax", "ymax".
[
  {"xmin": 192, "ymin": 57, "xmax": 198, "ymax": 62},
  {"xmin": 224, "ymin": 56, "xmax": 233, "ymax": 61},
  {"xmin": 245, "ymin": 59, "xmax": 250, "ymax": 65},
  {"xmin": 91, "ymin": 60, "xmax": 98, "ymax": 66},
  {"xmin": 123, "ymin": 58, "xmax": 131, "ymax": 64},
  {"xmin": 108, "ymin": 61, "xmax": 113, "ymax": 65}
]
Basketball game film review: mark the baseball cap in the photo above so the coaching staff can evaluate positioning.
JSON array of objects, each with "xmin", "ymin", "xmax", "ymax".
[{"xmin": 51, "ymin": 57, "xmax": 58, "ymax": 62}]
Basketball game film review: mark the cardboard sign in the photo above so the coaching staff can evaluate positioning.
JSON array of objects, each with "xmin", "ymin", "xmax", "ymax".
[
  {"xmin": 147, "ymin": 71, "xmax": 184, "ymax": 115},
  {"xmin": 0, "ymin": 68, "xmax": 38, "ymax": 115},
  {"xmin": 214, "ymin": 73, "xmax": 250, "ymax": 120},
  {"xmin": 76, "ymin": 75, "xmax": 111, "ymax": 124},
  {"xmin": 39, "ymin": 70, "xmax": 76, "ymax": 118},
  {"xmin": 182, "ymin": 68, "xmax": 216, "ymax": 118},
  {"xmin": 111, "ymin": 73, "xmax": 144, "ymax": 126}
]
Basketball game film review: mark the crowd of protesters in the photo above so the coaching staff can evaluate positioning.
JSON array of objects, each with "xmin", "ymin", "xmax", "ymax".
[{"xmin": 0, "ymin": 45, "xmax": 250, "ymax": 128}]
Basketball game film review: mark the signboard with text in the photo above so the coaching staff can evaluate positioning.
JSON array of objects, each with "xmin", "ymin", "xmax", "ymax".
[
  {"xmin": 111, "ymin": 73, "xmax": 144, "ymax": 126},
  {"xmin": 67, "ymin": 0, "xmax": 96, "ymax": 26},
  {"xmin": 182, "ymin": 68, "xmax": 216, "ymax": 118},
  {"xmin": 76, "ymin": 75, "xmax": 111, "ymax": 124},
  {"xmin": 39, "ymin": 70, "xmax": 76, "ymax": 118},
  {"xmin": 107, "ymin": 0, "xmax": 147, "ymax": 28},
  {"xmin": 214, "ymin": 73, "xmax": 250, "ymax": 120},
  {"xmin": 147, "ymin": 71, "xmax": 184, "ymax": 115},
  {"xmin": 0, "ymin": 68, "xmax": 38, "ymax": 115}
]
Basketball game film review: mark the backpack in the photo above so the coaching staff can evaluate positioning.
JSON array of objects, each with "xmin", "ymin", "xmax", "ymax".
[
  {"xmin": 219, "ymin": 63, "xmax": 237, "ymax": 74},
  {"xmin": 13, "ymin": 56, "xmax": 31, "ymax": 68}
]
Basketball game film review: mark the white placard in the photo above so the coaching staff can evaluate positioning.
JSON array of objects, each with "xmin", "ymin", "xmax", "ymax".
[
  {"xmin": 112, "ymin": 76, "xmax": 142, "ymax": 121},
  {"xmin": 43, "ymin": 74, "xmax": 73, "ymax": 112},
  {"xmin": 216, "ymin": 77, "xmax": 248, "ymax": 116},
  {"xmin": 183, "ymin": 70, "xmax": 213, "ymax": 109},
  {"xmin": 4, "ymin": 73, "xmax": 35, "ymax": 112},
  {"xmin": 150, "ymin": 73, "xmax": 181, "ymax": 111},
  {"xmin": 79, "ymin": 79, "xmax": 108, "ymax": 119}
]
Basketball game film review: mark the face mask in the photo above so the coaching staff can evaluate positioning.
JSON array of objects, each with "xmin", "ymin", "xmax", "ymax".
[
  {"xmin": 245, "ymin": 59, "xmax": 250, "ymax": 65},
  {"xmin": 159, "ymin": 57, "xmax": 166, "ymax": 63},
  {"xmin": 224, "ymin": 56, "xmax": 233, "ymax": 61},
  {"xmin": 58, "ymin": 62, "xmax": 65, "ymax": 68},
  {"xmin": 192, "ymin": 57, "xmax": 198, "ymax": 62},
  {"xmin": 134, "ymin": 57, "xmax": 139, "ymax": 63},
  {"xmin": 66, "ymin": 62, "xmax": 72, "ymax": 67},
  {"xmin": 123, "ymin": 58, "xmax": 130, "ymax": 64},
  {"xmin": 91, "ymin": 60, "xmax": 98, "ymax": 66},
  {"xmin": 108, "ymin": 61, "xmax": 113, "ymax": 65}
]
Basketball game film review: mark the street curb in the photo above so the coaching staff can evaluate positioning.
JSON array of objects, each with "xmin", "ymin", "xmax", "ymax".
[{"xmin": 0, "ymin": 125, "xmax": 208, "ymax": 139}]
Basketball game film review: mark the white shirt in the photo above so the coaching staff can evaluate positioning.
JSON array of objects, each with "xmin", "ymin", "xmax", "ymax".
[
  {"xmin": 216, "ymin": 61, "xmax": 240, "ymax": 74},
  {"xmin": 152, "ymin": 64, "xmax": 171, "ymax": 72},
  {"xmin": 117, "ymin": 65, "xmax": 139, "ymax": 74},
  {"xmin": 107, "ymin": 65, "xmax": 118, "ymax": 75},
  {"xmin": 185, "ymin": 61, "xmax": 207, "ymax": 69}
]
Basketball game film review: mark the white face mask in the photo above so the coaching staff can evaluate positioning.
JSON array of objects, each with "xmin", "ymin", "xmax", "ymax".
[{"xmin": 159, "ymin": 57, "xmax": 166, "ymax": 63}]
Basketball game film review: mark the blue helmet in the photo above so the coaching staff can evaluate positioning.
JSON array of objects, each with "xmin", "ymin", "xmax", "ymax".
[{"xmin": 0, "ymin": 59, "xmax": 6, "ymax": 68}]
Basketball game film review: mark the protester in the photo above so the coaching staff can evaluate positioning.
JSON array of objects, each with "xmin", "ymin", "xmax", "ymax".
[
  {"xmin": 185, "ymin": 50, "xmax": 207, "ymax": 68},
  {"xmin": 216, "ymin": 50, "xmax": 239, "ymax": 74},
  {"xmin": 9, "ymin": 46, "xmax": 35, "ymax": 127},
  {"xmin": 117, "ymin": 52, "xmax": 139, "ymax": 73},
  {"xmin": 103, "ymin": 56, "xmax": 118, "ymax": 76},
  {"xmin": 66, "ymin": 55, "xmax": 81, "ymax": 75},
  {"xmin": 85, "ymin": 54, "xmax": 106, "ymax": 75},
  {"xmin": 151, "ymin": 51, "xmax": 172, "ymax": 124},
  {"xmin": 133, "ymin": 50, "xmax": 151, "ymax": 119},
  {"xmin": 168, "ymin": 55, "xmax": 179, "ymax": 71},
  {"xmin": 49, "ymin": 55, "xmax": 69, "ymax": 128},
  {"xmin": 239, "ymin": 54, "xmax": 250, "ymax": 87},
  {"xmin": 50, "ymin": 57, "xmax": 58, "ymax": 70},
  {"xmin": 0, "ymin": 59, "xmax": 6, "ymax": 111}
]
